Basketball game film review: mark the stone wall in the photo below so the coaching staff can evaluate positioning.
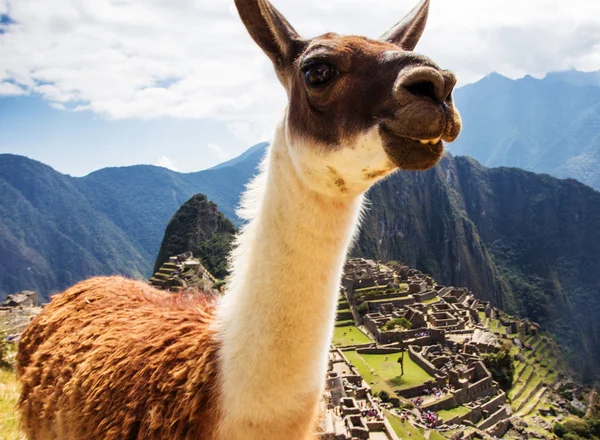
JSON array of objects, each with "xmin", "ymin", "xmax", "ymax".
[
  {"xmin": 422, "ymin": 395, "xmax": 458, "ymax": 412},
  {"xmin": 478, "ymin": 406, "xmax": 511, "ymax": 430},
  {"xmin": 486, "ymin": 418, "xmax": 512, "ymax": 438},
  {"xmin": 408, "ymin": 345, "xmax": 439, "ymax": 377},
  {"xmin": 357, "ymin": 348, "xmax": 403, "ymax": 355}
]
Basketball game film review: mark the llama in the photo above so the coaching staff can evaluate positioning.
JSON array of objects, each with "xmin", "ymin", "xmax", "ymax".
[{"xmin": 16, "ymin": 0, "xmax": 461, "ymax": 439}]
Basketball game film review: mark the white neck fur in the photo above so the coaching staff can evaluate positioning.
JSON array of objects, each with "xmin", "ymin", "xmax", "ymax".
[{"xmin": 215, "ymin": 120, "xmax": 365, "ymax": 439}]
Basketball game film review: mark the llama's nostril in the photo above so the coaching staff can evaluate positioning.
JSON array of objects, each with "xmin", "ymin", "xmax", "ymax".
[{"xmin": 404, "ymin": 80, "xmax": 439, "ymax": 102}]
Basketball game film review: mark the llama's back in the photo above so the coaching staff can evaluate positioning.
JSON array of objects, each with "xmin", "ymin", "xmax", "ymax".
[{"xmin": 17, "ymin": 276, "xmax": 221, "ymax": 440}]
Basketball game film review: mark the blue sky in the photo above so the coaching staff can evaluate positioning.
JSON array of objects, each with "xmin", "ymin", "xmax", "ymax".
[
  {"xmin": 1, "ymin": 0, "xmax": 600, "ymax": 175},
  {"xmin": 0, "ymin": 95, "xmax": 248, "ymax": 175}
]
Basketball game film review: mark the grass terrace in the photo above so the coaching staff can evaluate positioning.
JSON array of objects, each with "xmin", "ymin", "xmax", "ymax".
[
  {"xmin": 332, "ymin": 326, "xmax": 373, "ymax": 347},
  {"xmin": 344, "ymin": 350, "xmax": 434, "ymax": 392},
  {"xmin": 437, "ymin": 405, "xmax": 471, "ymax": 421},
  {"xmin": 386, "ymin": 411, "xmax": 446, "ymax": 440}
]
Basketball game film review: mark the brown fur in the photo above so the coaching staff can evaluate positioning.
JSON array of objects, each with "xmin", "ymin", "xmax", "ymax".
[{"xmin": 17, "ymin": 277, "xmax": 221, "ymax": 440}]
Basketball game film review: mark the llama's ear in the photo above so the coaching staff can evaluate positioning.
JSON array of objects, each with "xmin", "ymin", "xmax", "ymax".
[
  {"xmin": 380, "ymin": 0, "xmax": 430, "ymax": 51},
  {"xmin": 234, "ymin": 0, "xmax": 303, "ymax": 71}
]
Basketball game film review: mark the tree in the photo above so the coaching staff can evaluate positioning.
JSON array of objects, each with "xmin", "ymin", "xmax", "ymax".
[
  {"xmin": 383, "ymin": 318, "xmax": 412, "ymax": 331},
  {"xmin": 397, "ymin": 347, "xmax": 407, "ymax": 376},
  {"xmin": 481, "ymin": 349, "xmax": 515, "ymax": 391}
]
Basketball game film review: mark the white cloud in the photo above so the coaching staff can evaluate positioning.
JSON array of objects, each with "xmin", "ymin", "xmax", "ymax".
[
  {"xmin": 155, "ymin": 155, "xmax": 179, "ymax": 171},
  {"xmin": 0, "ymin": 81, "xmax": 27, "ymax": 96},
  {"xmin": 207, "ymin": 142, "xmax": 232, "ymax": 161},
  {"xmin": 1, "ymin": 0, "xmax": 599, "ymax": 145}
]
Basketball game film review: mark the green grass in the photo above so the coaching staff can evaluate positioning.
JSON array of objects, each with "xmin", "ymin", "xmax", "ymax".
[
  {"xmin": 332, "ymin": 326, "xmax": 373, "ymax": 346},
  {"xmin": 345, "ymin": 351, "xmax": 397, "ymax": 398},
  {"xmin": 512, "ymin": 376, "xmax": 542, "ymax": 410},
  {"xmin": 344, "ymin": 350, "xmax": 434, "ymax": 392},
  {"xmin": 437, "ymin": 405, "xmax": 471, "ymax": 421},
  {"xmin": 0, "ymin": 369, "xmax": 24, "ymax": 440},
  {"xmin": 334, "ymin": 320, "xmax": 354, "ymax": 327},
  {"xmin": 386, "ymin": 411, "xmax": 446, "ymax": 440}
]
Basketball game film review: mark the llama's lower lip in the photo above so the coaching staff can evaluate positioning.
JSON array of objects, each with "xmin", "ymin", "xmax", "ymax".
[{"xmin": 379, "ymin": 124, "xmax": 444, "ymax": 171}]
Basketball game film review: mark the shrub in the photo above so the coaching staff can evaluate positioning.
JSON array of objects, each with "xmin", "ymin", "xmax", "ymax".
[
  {"xmin": 566, "ymin": 403, "xmax": 585, "ymax": 418},
  {"xmin": 378, "ymin": 391, "xmax": 390, "ymax": 403},
  {"xmin": 481, "ymin": 349, "xmax": 515, "ymax": 391},
  {"xmin": 383, "ymin": 318, "xmax": 412, "ymax": 331},
  {"xmin": 554, "ymin": 423, "xmax": 568, "ymax": 437},
  {"xmin": 357, "ymin": 303, "xmax": 369, "ymax": 315},
  {"xmin": 563, "ymin": 418, "xmax": 591, "ymax": 438},
  {"xmin": 562, "ymin": 434, "xmax": 582, "ymax": 440}
]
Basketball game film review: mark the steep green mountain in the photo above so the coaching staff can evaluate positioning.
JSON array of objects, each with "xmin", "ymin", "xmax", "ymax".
[
  {"xmin": 153, "ymin": 194, "xmax": 237, "ymax": 279},
  {"xmin": 451, "ymin": 71, "xmax": 600, "ymax": 191},
  {"xmin": 0, "ymin": 145, "xmax": 265, "ymax": 301},
  {"xmin": 0, "ymin": 155, "xmax": 147, "ymax": 297},
  {"xmin": 356, "ymin": 155, "xmax": 600, "ymax": 380},
  {"xmin": 1, "ymin": 143, "xmax": 599, "ymax": 378}
]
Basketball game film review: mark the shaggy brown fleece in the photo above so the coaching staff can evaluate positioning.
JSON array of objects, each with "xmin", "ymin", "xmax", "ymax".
[{"xmin": 17, "ymin": 276, "xmax": 221, "ymax": 440}]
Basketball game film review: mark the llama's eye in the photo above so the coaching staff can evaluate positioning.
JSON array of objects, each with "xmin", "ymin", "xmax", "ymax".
[{"xmin": 304, "ymin": 63, "xmax": 337, "ymax": 87}]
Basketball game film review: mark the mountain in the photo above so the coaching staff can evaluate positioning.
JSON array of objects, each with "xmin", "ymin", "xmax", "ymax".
[
  {"xmin": 451, "ymin": 70, "xmax": 600, "ymax": 191},
  {"xmin": 356, "ymin": 155, "xmax": 600, "ymax": 380},
  {"xmin": 153, "ymin": 194, "xmax": 237, "ymax": 279},
  {"xmin": 209, "ymin": 142, "xmax": 268, "ymax": 170},
  {"xmin": 544, "ymin": 69, "xmax": 600, "ymax": 87},
  {"xmin": 2, "ymin": 143, "xmax": 600, "ymax": 377},
  {"xmin": 0, "ymin": 144, "xmax": 266, "ymax": 301}
]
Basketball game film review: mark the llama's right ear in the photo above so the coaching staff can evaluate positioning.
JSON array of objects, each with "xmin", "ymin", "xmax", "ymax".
[{"xmin": 234, "ymin": 0, "xmax": 303, "ymax": 72}]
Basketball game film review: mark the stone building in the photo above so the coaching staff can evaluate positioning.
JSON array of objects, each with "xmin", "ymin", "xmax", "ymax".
[{"xmin": 1, "ymin": 291, "xmax": 38, "ymax": 308}]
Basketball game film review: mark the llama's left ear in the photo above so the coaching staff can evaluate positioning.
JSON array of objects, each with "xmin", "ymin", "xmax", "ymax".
[
  {"xmin": 234, "ymin": 0, "xmax": 303, "ymax": 73},
  {"xmin": 380, "ymin": 0, "xmax": 430, "ymax": 51}
]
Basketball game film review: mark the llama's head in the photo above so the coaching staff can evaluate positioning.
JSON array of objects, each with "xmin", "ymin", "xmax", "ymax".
[{"xmin": 235, "ymin": 0, "xmax": 461, "ymax": 197}]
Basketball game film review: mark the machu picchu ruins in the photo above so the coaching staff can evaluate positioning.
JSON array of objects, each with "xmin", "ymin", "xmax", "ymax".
[
  {"xmin": 150, "ymin": 251, "xmax": 220, "ymax": 294},
  {"xmin": 319, "ymin": 258, "xmax": 577, "ymax": 440},
  {"xmin": 1, "ymin": 257, "xmax": 594, "ymax": 440}
]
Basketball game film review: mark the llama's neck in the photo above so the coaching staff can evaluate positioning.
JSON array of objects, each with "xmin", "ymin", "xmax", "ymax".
[{"xmin": 215, "ymin": 122, "xmax": 364, "ymax": 437}]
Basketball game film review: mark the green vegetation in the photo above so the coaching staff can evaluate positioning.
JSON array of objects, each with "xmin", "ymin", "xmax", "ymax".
[
  {"xmin": 481, "ymin": 348, "xmax": 515, "ymax": 391},
  {"xmin": 344, "ymin": 350, "xmax": 433, "ymax": 392},
  {"xmin": 386, "ymin": 411, "xmax": 445, "ymax": 440},
  {"xmin": 437, "ymin": 405, "xmax": 471, "ymax": 421},
  {"xmin": 153, "ymin": 194, "xmax": 237, "ymax": 279},
  {"xmin": 553, "ymin": 416, "xmax": 600, "ymax": 440},
  {"xmin": 331, "ymin": 327, "xmax": 372, "ymax": 347},
  {"xmin": 383, "ymin": 317, "xmax": 412, "ymax": 331}
]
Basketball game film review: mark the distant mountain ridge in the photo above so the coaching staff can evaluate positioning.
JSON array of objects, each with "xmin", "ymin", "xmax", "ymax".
[
  {"xmin": 451, "ymin": 69, "xmax": 600, "ymax": 191},
  {"xmin": 0, "ymin": 145, "xmax": 265, "ymax": 300}
]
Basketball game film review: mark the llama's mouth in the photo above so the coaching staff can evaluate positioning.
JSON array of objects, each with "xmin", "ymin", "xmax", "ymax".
[{"xmin": 379, "ymin": 124, "xmax": 444, "ymax": 171}]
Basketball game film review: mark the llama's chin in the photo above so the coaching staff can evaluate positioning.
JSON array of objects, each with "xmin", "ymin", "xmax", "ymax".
[{"xmin": 379, "ymin": 125, "xmax": 444, "ymax": 171}]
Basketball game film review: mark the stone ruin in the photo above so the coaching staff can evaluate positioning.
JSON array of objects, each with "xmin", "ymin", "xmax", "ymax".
[
  {"xmin": 1, "ymin": 290, "xmax": 41, "ymax": 344},
  {"xmin": 319, "ymin": 347, "xmax": 397, "ymax": 440},
  {"xmin": 337, "ymin": 259, "xmax": 525, "ymax": 437},
  {"xmin": 150, "ymin": 252, "xmax": 219, "ymax": 295},
  {"xmin": 1, "ymin": 291, "xmax": 38, "ymax": 308}
]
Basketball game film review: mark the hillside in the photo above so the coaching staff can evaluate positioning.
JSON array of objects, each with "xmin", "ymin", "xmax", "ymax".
[
  {"xmin": 451, "ymin": 70, "xmax": 600, "ymax": 191},
  {"xmin": 0, "ymin": 145, "xmax": 264, "ymax": 301},
  {"xmin": 153, "ymin": 194, "xmax": 237, "ymax": 279},
  {"xmin": 355, "ymin": 155, "xmax": 600, "ymax": 380}
]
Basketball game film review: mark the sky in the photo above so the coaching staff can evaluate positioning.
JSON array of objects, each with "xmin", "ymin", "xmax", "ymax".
[{"xmin": 1, "ymin": 0, "xmax": 600, "ymax": 176}]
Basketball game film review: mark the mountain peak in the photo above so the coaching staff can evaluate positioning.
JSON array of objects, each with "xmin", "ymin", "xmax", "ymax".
[{"xmin": 543, "ymin": 69, "xmax": 600, "ymax": 87}]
